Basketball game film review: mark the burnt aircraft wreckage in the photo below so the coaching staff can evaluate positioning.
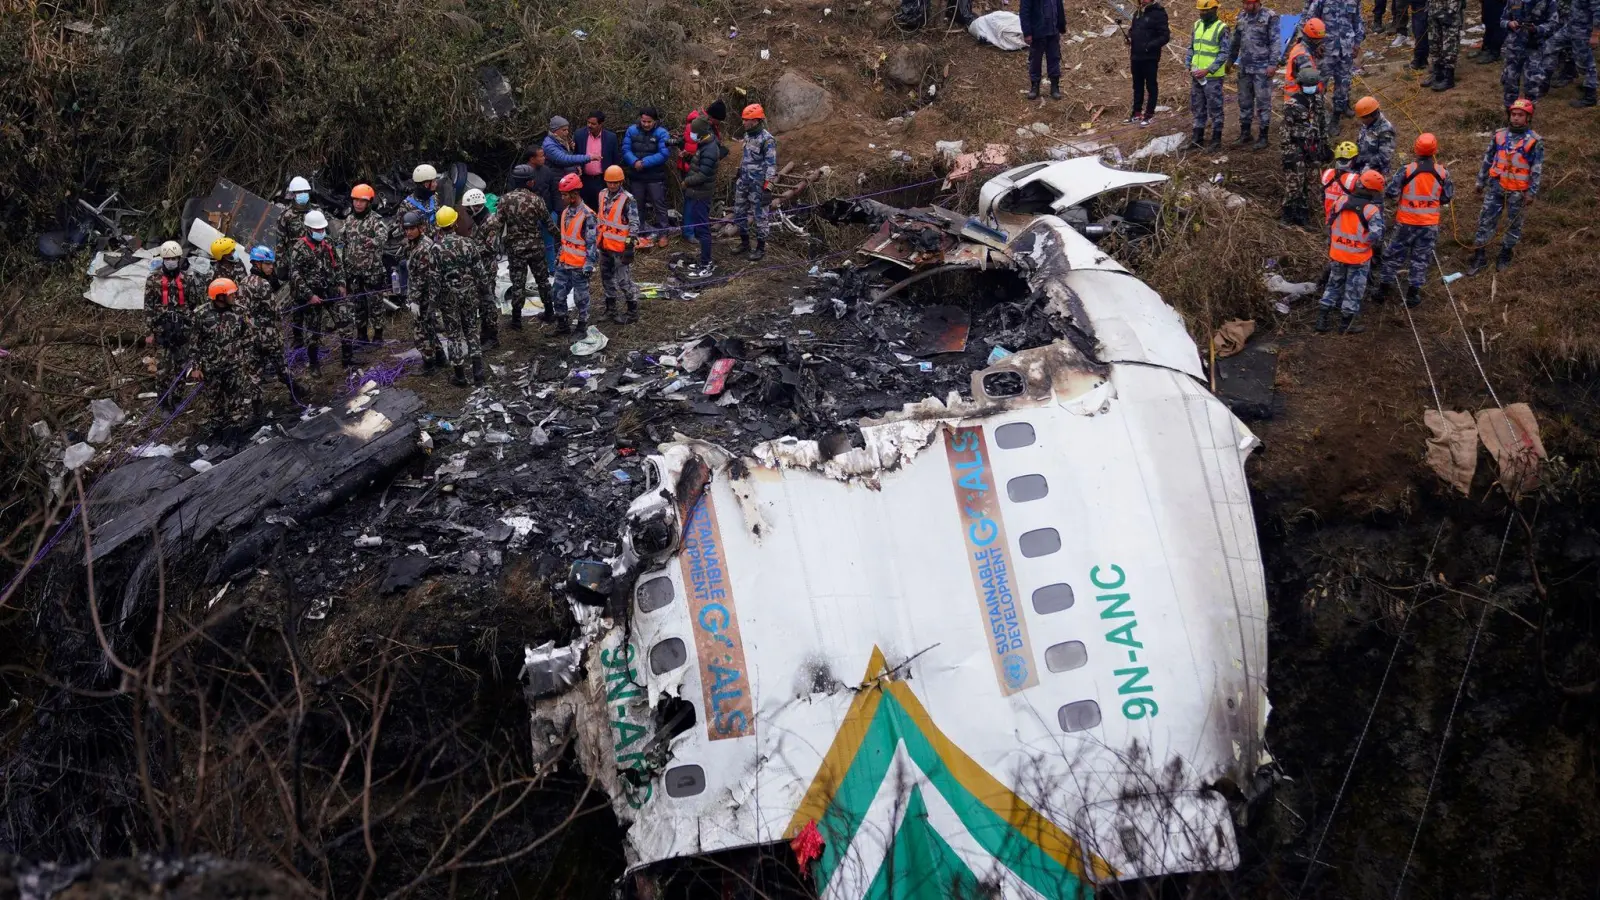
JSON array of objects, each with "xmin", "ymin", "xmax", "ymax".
[{"xmin": 528, "ymin": 159, "xmax": 1272, "ymax": 897}]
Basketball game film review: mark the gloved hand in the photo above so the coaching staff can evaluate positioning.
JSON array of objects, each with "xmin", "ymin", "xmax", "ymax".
[{"xmin": 623, "ymin": 245, "xmax": 635, "ymax": 264}]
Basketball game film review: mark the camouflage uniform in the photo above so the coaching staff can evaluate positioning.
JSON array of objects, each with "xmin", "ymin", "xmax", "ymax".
[
  {"xmin": 732, "ymin": 126, "xmax": 778, "ymax": 243},
  {"xmin": 212, "ymin": 256, "xmax": 247, "ymax": 285},
  {"xmin": 552, "ymin": 202, "xmax": 599, "ymax": 326},
  {"xmin": 597, "ymin": 187, "xmax": 642, "ymax": 318},
  {"xmin": 286, "ymin": 235, "xmax": 349, "ymax": 369},
  {"xmin": 1228, "ymin": 6, "xmax": 1283, "ymax": 132},
  {"xmin": 193, "ymin": 299, "xmax": 259, "ymax": 424},
  {"xmin": 1475, "ymin": 126, "xmax": 1544, "ymax": 250},
  {"xmin": 274, "ymin": 204, "xmax": 317, "ymax": 284},
  {"xmin": 495, "ymin": 187, "xmax": 555, "ymax": 326},
  {"xmin": 238, "ymin": 270, "xmax": 288, "ymax": 385},
  {"xmin": 341, "ymin": 207, "xmax": 394, "ymax": 342},
  {"xmin": 1281, "ymin": 89, "xmax": 1332, "ymax": 225},
  {"xmin": 1187, "ymin": 19, "xmax": 1231, "ymax": 138},
  {"xmin": 144, "ymin": 266, "xmax": 199, "ymax": 388},
  {"xmin": 1425, "ymin": 0, "xmax": 1468, "ymax": 78},
  {"xmin": 434, "ymin": 231, "xmax": 487, "ymax": 367},
  {"xmin": 405, "ymin": 233, "xmax": 444, "ymax": 358},
  {"xmin": 1381, "ymin": 160, "xmax": 1454, "ymax": 287},
  {"xmin": 1562, "ymin": 0, "xmax": 1597, "ymax": 91},
  {"xmin": 1321, "ymin": 195, "xmax": 1386, "ymax": 315},
  {"xmin": 1355, "ymin": 112, "xmax": 1398, "ymax": 174},
  {"xmin": 1305, "ymin": 0, "xmax": 1366, "ymax": 115},
  {"xmin": 1502, "ymin": 0, "xmax": 1562, "ymax": 103},
  {"xmin": 468, "ymin": 210, "xmax": 502, "ymax": 343}
]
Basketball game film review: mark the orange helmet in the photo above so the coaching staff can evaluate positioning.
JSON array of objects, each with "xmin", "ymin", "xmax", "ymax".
[
  {"xmin": 1509, "ymin": 97, "xmax": 1536, "ymax": 115},
  {"xmin": 1353, "ymin": 96, "xmax": 1379, "ymax": 116},
  {"xmin": 1414, "ymin": 133, "xmax": 1438, "ymax": 156},
  {"xmin": 350, "ymin": 183, "xmax": 375, "ymax": 200},
  {"xmin": 1302, "ymin": 17, "xmax": 1326, "ymax": 38},
  {"xmin": 1358, "ymin": 169, "xmax": 1385, "ymax": 191},
  {"xmin": 208, "ymin": 277, "xmax": 239, "ymax": 299},
  {"xmin": 558, "ymin": 173, "xmax": 583, "ymax": 192},
  {"xmin": 742, "ymin": 103, "xmax": 766, "ymax": 119},
  {"xmin": 604, "ymin": 164, "xmax": 626, "ymax": 183}
]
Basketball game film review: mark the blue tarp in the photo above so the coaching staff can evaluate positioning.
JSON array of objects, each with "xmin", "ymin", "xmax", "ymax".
[{"xmin": 1280, "ymin": 13, "xmax": 1302, "ymax": 52}]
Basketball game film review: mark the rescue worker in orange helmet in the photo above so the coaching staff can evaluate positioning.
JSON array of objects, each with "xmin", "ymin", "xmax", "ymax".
[
  {"xmin": 1282, "ymin": 18, "xmax": 1327, "ymax": 103},
  {"xmin": 551, "ymin": 172, "xmax": 598, "ymax": 335},
  {"xmin": 1377, "ymin": 133, "xmax": 1453, "ymax": 308},
  {"xmin": 1352, "ymin": 96, "xmax": 1397, "ymax": 176},
  {"xmin": 1469, "ymin": 98, "xmax": 1544, "ymax": 274},
  {"xmin": 597, "ymin": 165, "xmax": 642, "ymax": 324},
  {"xmin": 1317, "ymin": 168, "xmax": 1386, "ymax": 334},
  {"xmin": 733, "ymin": 103, "xmax": 778, "ymax": 261}
]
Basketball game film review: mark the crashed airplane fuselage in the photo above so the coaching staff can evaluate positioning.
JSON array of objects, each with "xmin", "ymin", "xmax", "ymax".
[{"xmin": 547, "ymin": 162, "xmax": 1269, "ymax": 898}]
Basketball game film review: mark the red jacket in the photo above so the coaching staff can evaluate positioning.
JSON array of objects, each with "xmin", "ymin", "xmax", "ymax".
[{"xmin": 679, "ymin": 109, "xmax": 725, "ymax": 174}]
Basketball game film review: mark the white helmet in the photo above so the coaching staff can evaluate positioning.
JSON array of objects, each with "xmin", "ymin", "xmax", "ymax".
[
  {"xmin": 287, "ymin": 175, "xmax": 311, "ymax": 193},
  {"xmin": 303, "ymin": 210, "xmax": 329, "ymax": 230},
  {"xmin": 157, "ymin": 240, "xmax": 184, "ymax": 259},
  {"xmin": 462, "ymin": 188, "xmax": 486, "ymax": 208},
  {"xmin": 412, "ymin": 164, "xmax": 439, "ymax": 184}
]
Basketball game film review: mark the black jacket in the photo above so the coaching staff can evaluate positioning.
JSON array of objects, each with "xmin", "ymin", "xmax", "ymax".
[
  {"xmin": 682, "ymin": 137, "xmax": 727, "ymax": 201},
  {"xmin": 1128, "ymin": 2, "xmax": 1171, "ymax": 61},
  {"xmin": 1019, "ymin": 0, "xmax": 1066, "ymax": 37},
  {"xmin": 529, "ymin": 164, "xmax": 560, "ymax": 215}
]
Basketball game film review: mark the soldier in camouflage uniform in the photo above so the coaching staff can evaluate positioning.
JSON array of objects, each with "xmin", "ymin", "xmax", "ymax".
[
  {"xmin": 241, "ymin": 245, "xmax": 290, "ymax": 390},
  {"xmin": 1419, "ymin": 0, "xmax": 1467, "ymax": 90},
  {"xmin": 496, "ymin": 165, "xmax": 556, "ymax": 331},
  {"xmin": 1353, "ymin": 97, "xmax": 1398, "ymax": 174},
  {"xmin": 275, "ymin": 176, "xmax": 319, "ymax": 285},
  {"xmin": 1502, "ymin": 0, "xmax": 1562, "ymax": 104},
  {"xmin": 552, "ymin": 173, "xmax": 598, "ymax": 334},
  {"xmin": 210, "ymin": 237, "xmax": 247, "ymax": 284},
  {"xmin": 144, "ymin": 241, "xmax": 199, "ymax": 399},
  {"xmin": 597, "ymin": 166, "xmax": 642, "ymax": 325},
  {"xmin": 340, "ymin": 183, "xmax": 393, "ymax": 344},
  {"xmin": 460, "ymin": 188, "xmax": 502, "ymax": 348},
  {"xmin": 194, "ymin": 278, "xmax": 261, "ymax": 426},
  {"xmin": 286, "ymin": 209, "xmax": 349, "ymax": 373},
  {"xmin": 1228, "ymin": 0, "xmax": 1282, "ymax": 148},
  {"xmin": 1281, "ymin": 65, "xmax": 1333, "ymax": 227},
  {"xmin": 732, "ymin": 104, "xmax": 778, "ymax": 261},
  {"xmin": 401, "ymin": 210, "xmax": 446, "ymax": 370},
  {"xmin": 1560, "ymin": 0, "xmax": 1597, "ymax": 103},
  {"xmin": 434, "ymin": 206, "xmax": 488, "ymax": 387},
  {"xmin": 1304, "ymin": 0, "xmax": 1366, "ymax": 122}
]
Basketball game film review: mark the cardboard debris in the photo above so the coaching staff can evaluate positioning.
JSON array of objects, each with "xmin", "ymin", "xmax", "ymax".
[
  {"xmin": 944, "ymin": 143, "xmax": 1010, "ymax": 184},
  {"xmin": 1425, "ymin": 409, "xmax": 1478, "ymax": 496}
]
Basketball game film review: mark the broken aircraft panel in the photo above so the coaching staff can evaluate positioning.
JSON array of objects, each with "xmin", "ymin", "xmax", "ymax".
[{"xmin": 551, "ymin": 202, "xmax": 1269, "ymax": 897}]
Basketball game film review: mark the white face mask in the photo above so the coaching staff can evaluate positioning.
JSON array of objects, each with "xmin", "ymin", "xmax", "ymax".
[{"xmin": 310, "ymin": 230, "xmax": 326, "ymax": 242}]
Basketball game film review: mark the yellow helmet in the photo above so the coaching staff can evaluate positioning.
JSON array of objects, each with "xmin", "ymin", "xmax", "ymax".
[
  {"xmin": 435, "ymin": 205, "xmax": 459, "ymax": 228},
  {"xmin": 1195, "ymin": 0, "xmax": 1220, "ymax": 9},
  {"xmin": 210, "ymin": 236, "xmax": 237, "ymax": 260},
  {"xmin": 1334, "ymin": 141, "xmax": 1359, "ymax": 161}
]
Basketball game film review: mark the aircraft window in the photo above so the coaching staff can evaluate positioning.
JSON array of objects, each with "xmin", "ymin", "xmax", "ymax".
[
  {"xmin": 664, "ymin": 764, "xmax": 706, "ymax": 798},
  {"xmin": 982, "ymin": 371, "xmax": 1025, "ymax": 398},
  {"xmin": 1007, "ymin": 474, "xmax": 1048, "ymax": 502},
  {"xmin": 1044, "ymin": 641, "xmax": 1089, "ymax": 673},
  {"xmin": 649, "ymin": 637, "xmax": 688, "ymax": 675},
  {"xmin": 994, "ymin": 422, "xmax": 1036, "ymax": 448},
  {"xmin": 1019, "ymin": 528, "xmax": 1062, "ymax": 558},
  {"xmin": 637, "ymin": 576, "xmax": 675, "ymax": 613},
  {"xmin": 1058, "ymin": 700, "xmax": 1102, "ymax": 732},
  {"xmin": 1032, "ymin": 583, "xmax": 1075, "ymax": 613}
]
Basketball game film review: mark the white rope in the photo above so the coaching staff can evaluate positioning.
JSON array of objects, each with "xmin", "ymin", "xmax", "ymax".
[
  {"xmin": 1398, "ymin": 277, "xmax": 1445, "ymax": 414},
  {"xmin": 1433, "ymin": 250, "xmax": 1505, "ymax": 410}
]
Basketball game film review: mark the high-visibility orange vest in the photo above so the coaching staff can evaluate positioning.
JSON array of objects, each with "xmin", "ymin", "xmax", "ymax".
[
  {"xmin": 1488, "ymin": 129, "xmax": 1537, "ymax": 192},
  {"xmin": 558, "ymin": 204, "xmax": 592, "ymax": 268},
  {"xmin": 1283, "ymin": 42, "xmax": 1317, "ymax": 99},
  {"xmin": 1328, "ymin": 198, "xmax": 1378, "ymax": 264},
  {"xmin": 1321, "ymin": 168, "xmax": 1357, "ymax": 223},
  {"xmin": 598, "ymin": 190, "xmax": 632, "ymax": 253},
  {"xmin": 1397, "ymin": 160, "xmax": 1447, "ymax": 226}
]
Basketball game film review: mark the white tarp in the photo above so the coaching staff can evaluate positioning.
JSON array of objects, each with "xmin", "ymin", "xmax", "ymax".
[
  {"xmin": 969, "ymin": 11, "xmax": 1026, "ymax": 50},
  {"xmin": 84, "ymin": 249, "xmax": 156, "ymax": 310}
]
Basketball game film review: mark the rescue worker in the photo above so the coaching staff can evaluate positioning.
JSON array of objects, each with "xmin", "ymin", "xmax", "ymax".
[
  {"xmin": 1353, "ymin": 96, "xmax": 1398, "ymax": 175},
  {"xmin": 275, "ymin": 175, "xmax": 317, "ymax": 284},
  {"xmin": 1283, "ymin": 17, "xmax": 1328, "ymax": 96},
  {"xmin": 622, "ymin": 108, "xmax": 673, "ymax": 247},
  {"xmin": 1469, "ymin": 98, "xmax": 1544, "ymax": 274},
  {"xmin": 1228, "ymin": 0, "xmax": 1282, "ymax": 148},
  {"xmin": 1419, "ymin": 0, "xmax": 1468, "ymax": 90},
  {"xmin": 1377, "ymin": 133, "xmax": 1453, "ymax": 308},
  {"xmin": 1304, "ymin": 0, "xmax": 1365, "ymax": 122},
  {"xmin": 733, "ymin": 104, "xmax": 779, "ymax": 262},
  {"xmin": 552, "ymin": 172, "xmax": 598, "ymax": 335},
  {"xmin": 144, "ymin": 240, "xmax": 198, "ymax": 396},
  {"xmin": 287, "ymin": 209, "xmax": 349, "ymax": 373},
  {"xmin": 1281, "ymin": 64, "xmax": 1332, "ymax": 227},
  {"xmin": 194, "ymin": 278, "xmax": 260, "ymax": 427},
  {"xmin": 434, "ymin": 206, "xmax": 488, "ymax": 387},
  {"xmin": 342, "ymin": 183, "xmax": 391, "ymax": 344},
  {"xmin": 597, "ymin": 165, "xmax": 642, "ymax": 324},
  {"xmin": 210, "ymin": 237, "xmax": 246, "ymax": 284},
  {"xmin": 1188, "ymin": 0, "xmax": 1231, "ymax": 150},
  {"xmin": 1322, "ymin": 141, "xmax": 1362, "ymax": 223},
  {"xmin": 404, "ymin": 164, "xmax": 441, "ymax": 227},
  {"xmin": 460, "ymin": 188, "xmax": 502, "ymax": 348},
  {"xmin": 240, "ymin": 245, "xmax": 290, "ymax": 389},
  {"xmin": 1561, "ymin": 0, "xmax": 1597, "ymax": 104},
  {"xmin": 1317, "ymin": 168, "xmax": 1387, "ymax": 334},
  {"xmin": 497, "ymin": 164, "xmax": 557, "ymax": 330},
  {"xmin": 682, "ymin": 116, "xmax": 727, "ymax": 279},
  {"xmin": 401, "ymin": 210, "xmax": 445, "ymax": 370},
  {"xmin": 1501, "ymin": 0, "xmax": 1561, "ymax": 105}
]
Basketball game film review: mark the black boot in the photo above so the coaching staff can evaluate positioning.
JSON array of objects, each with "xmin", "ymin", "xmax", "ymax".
[
  {"xmin": 1432, "ymin": 66, "xmax": 1455, "ymax": 91},
  {"xmin": 622, "ymin": 302, "xmax": 638, "ymax": 325},
  {"xmin": 607, "ymin": 301, "xmax": 623, "ymax": 324},
  {"xmin": 1475, "ymin": 51, "xmax": 1500, "ymax": 65},
  {"xmin": 482, "ymin": 320, "xmax": 498, "ymax": 349},
  {"xmin": 737, "ymin": 235, "xmax": 751, "ymax": 257},
  {"xmin": 554, "ymin": 315, "xmax": 572, "ymax": 335},
  {"xmin": 1572, "ymin": 86, "xmax": 1597, "ymax": 107},
  {"xmin": 471, "ymin": 357, "xmax": 485, "ymax": 386},
  {"xmin": 423, "ymin": 349, "xmax": 438, "ymax": 373},
  {"xmin": 1467, "ymin": 248, "xmax": 1488, "ymax": 275},
  {"xmin": 575, "ymin": 315, "xmax": 589, "ymax": 334},
  {"xmin": 1253, "ymin": 124, "xmax": 1269, "ymax": 150},
  {"xmin": 1374, "ymin": 281, "xmax": 1397, "ymax": 304},
  {"xmin": 451, "ymin": 364, "xmax": 468, "ymax": 387},
  {"xmin": 1236, "ymin": 123, "xmax": 1254, "ymax": 146},
  {"xmin": 1026, "ymin": 82, "xmax": 1041, "ymax": 100},
  {"xmin": 1049, "ymin": 80, "xmax": 1062, "ymax": 100},
  {"xmin": 1419, "ymin": 65, "xmax": 1436, "ymax": 87},
  {"xmin": 1404, "ymin": 284, "xmax": 1423, "ymax": 308},
  {"xmin": 434, "ymin": 348, "xmax": 448, "ymax": 371},
  {"xmin": 307, "ymin": 343, "xmax": 321, "ymax": 374},
  {"xmin": 372, "ymin": 326, "xmax": 383, "ymax": 343},
  {"xmin": 1496, "ymin": 246, "xmax": 1514, "ymax": 270},
  {"xmin": 510, "ymin": 305, "xmax": 524, "ymax": 330},
  {"xmin": 1314, "ymin": 306, "xmax": 1333, "ymax": 332},
  {"xmin": 340, "ymin": 338, "xmax": 355, "ymax": 370},
  {"xmin": 250, "ymin": 398, "xmax": 263, "ymax": 421},
  {"xmin": 749, "ymin": 240, "xmax": 766, "ymax": 262},
  {"xmin": 1339, "ymin": 313, "xmax": 1366, "ymax": 334},
  {"xmin": 1190, "ymin": 127, "xmax": 1206, "ymax": 150},
  {"xmin": 1553, "ymin": 61, "xmax": 1577, "ymax": 87}
]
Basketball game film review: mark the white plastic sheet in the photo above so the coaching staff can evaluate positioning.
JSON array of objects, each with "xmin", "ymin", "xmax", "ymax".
[{"xmin": 968, "ymin": 11, "xmax": 1026, "ymax": 50}]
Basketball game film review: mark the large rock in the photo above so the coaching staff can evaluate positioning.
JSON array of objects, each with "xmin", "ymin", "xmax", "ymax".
[
  {"xmin": 884, "ymin": 43, "xmax": 936, "ymax": 87},
  {"xmin": 767, "ymin": 70, "xmax": 833, "ymax": 133}
]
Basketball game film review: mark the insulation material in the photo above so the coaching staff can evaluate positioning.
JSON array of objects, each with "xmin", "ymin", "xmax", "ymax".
[
  {"xmin": 1475, "ymin": 403, "xmax": 1546, "ymax": 495},
  {"xmin": 1425, "ymin": 409, "xmax": 1478, "ymax": 496}
]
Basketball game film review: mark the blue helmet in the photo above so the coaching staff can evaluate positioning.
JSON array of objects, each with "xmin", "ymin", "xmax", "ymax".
[{"xmin": 248, "ymin": 245, "xmax": 275, "ymax": 262}]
